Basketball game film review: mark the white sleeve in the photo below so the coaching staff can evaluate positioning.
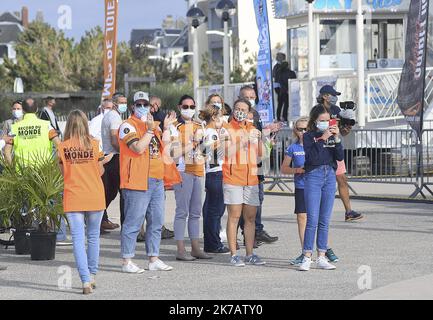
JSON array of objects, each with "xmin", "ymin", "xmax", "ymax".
[
  {"xmin": 0, "ymin": 139, "xmax": 5, "ymax": 150},
  {"xmin": 118, "ymin": 122, "xmax": 137, "ymax": 140}
]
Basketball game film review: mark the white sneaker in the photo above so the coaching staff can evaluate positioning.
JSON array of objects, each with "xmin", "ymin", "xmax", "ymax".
[
  {"xmin": 148, "ymin": 259, "xmax": 173, "ymax": 271},
  {"xmin": 316, "ymin": 256, "xmax": 336, "ymax": 270},
  {"xmin": 121, "ymin": 261, "xmax": 145, "ymax": 274},
  {"xmin": 220, "ymin": 229, "xmax": 227, "ymax": 242},
  {"xmin": 298, "ymin": 256, "xmax": 312, "ymax": 271}
]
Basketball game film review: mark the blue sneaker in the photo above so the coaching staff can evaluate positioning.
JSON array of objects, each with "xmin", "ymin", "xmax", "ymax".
[
  {"xmin": 345, "ymin": 210, "xmax": 364, "ymax": 222},
  {"xmin": 230, "ymin": 255, "xmax": 245, "ymax": 267},
  {"xmin": 325, "ymin": 248, "xmax": 339, "ymax": 263},
  {"xmin": 245, "ymin": 254, "xmax": 266, "ymax": 265},
  {"xmin": 289, "ymin": 254, "xmax": 304, "ymax": 266}
]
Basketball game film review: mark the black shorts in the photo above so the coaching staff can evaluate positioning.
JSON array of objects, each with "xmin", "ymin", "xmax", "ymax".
[{"xmin": 294, "ymin": 188, "xmax": 306, "ymax": 214}]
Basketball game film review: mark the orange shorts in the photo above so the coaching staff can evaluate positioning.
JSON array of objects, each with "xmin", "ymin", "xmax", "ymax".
[{"xmin": 336, "ymin": 160, "xmax": 347, "ymax": 176}]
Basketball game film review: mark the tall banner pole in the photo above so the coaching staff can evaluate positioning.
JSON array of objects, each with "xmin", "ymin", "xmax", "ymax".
[
  {"xmin": 397, "ymin": 0, "xmax": 430, "ymax": 198},
  {"xmin": 253, "ymin": 0, "xmax": 274, "ymax": 124},
  {"xmin": 102, "ymin": 0, "xmax": 119, "ymax": 99}
]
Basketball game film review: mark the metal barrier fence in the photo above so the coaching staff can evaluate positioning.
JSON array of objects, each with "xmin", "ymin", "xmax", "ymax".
[
  {"xmin": 420, "ymin": 129, "xmax": 433, "ymax": 197},
  {"xmin": 264, "ymin": 127, "xmax": 426, "ymax": 198}
]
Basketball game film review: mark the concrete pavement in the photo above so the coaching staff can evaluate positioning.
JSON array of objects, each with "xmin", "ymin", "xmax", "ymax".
[{"xmin": 1, "ymin": 191, "xmax": 433, "ymax": 300}]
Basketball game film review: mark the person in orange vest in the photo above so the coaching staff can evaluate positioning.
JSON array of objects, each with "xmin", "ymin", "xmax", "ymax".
[
  {"xmin": 172, "ymin": 95, "xmax": 211, "ymax": 261},
  {"xmin": 223, "ymin": 99, "xmax": 266, "ymax": 267},
  {"xmin": 119, "ymin": 92, "xmax": 178, "ymax": 273},
  {"xmin": 58, "ymin": 110, "xmax": 112, "ymax": 295}
]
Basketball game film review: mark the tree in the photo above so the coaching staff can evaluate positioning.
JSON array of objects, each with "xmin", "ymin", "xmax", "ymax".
[
  {"xmin": 200, "ymin": 52, "xmax": 223, "ymax": 85},
  {"xmin": 4, "ymin": 21, "xmax": 77, "ymax": 92},
  {"xmin": 72, "ymin": 27, "xmax": 104, "ymax": 91}
]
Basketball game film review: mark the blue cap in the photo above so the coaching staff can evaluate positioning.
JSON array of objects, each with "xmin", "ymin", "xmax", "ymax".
[{"xmin": 319, "ymin": 85, "xmax": 341, "ymax": 96}]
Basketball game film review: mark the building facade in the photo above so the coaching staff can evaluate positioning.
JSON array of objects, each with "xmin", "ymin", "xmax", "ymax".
[
  {"xmin": 272, "ymin": 0, "xmax": 433, "ymax": 79},
  {"xmin": 0, "ymin": 7, "xmax": 28, "ymax": 64},
  {"xmin": 187, "ymin": 0, "xmax": 287, "ymax": 79}
]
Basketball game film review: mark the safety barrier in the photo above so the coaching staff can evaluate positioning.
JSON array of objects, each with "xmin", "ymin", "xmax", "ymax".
[{"xmin": 264, "ymin": 127, "xmax": 427, "ymax": 198}]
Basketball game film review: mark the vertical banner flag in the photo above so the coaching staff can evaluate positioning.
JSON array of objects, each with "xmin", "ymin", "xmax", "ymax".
[
  {"xmin": 253, "ymin": 0, "xmax": 274, "ymax": 124},
  {"xmin": 397, "ymin": 0, "xmax": 430, "ymax": 137},
  {"xmin": 102, "ymin": 0, "xmax": 119, "ymax": 99}
]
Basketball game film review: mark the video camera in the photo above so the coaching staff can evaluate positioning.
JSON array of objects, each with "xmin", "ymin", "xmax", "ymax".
[{"xmin": 338, "ymin": 101, "xmax": 356, "ymax": 127}]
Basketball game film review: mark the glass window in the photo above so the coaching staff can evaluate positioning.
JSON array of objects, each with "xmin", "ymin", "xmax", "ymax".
[
  {"xmin": 319, "ymin": 19, "xmax": 357, "ymax": 71},
  {"xmin": 289, "ymin": 26, "xmax": 308, "ymax": 74}
]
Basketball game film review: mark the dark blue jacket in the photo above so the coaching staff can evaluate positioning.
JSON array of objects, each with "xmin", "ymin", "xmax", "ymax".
[{"xmin": 303, "ymin": 131, "xmax": 344, "ymax": 172}]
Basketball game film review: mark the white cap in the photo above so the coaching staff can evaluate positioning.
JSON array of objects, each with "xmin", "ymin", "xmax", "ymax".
[{"xmin": 133, "ymin": 91, "xmax": 149, "ymax": 102}]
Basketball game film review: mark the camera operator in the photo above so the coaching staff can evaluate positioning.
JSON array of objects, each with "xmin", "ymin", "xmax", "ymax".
[{"xmin": 317, "ymin": 85, "xmax": 364, "ymax": 226}]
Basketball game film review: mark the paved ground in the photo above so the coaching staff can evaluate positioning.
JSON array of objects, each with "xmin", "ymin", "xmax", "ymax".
[{"xmin": 1, "ymin": 190, "xmax": 433, "ymax": 300}]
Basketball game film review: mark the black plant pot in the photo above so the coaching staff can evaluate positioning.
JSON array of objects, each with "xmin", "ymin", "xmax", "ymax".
[
  {"xmin": 30, "ymin": 232, "xmax": 57, "ymax": 261},
  {"xmin": 13, "ymin": 228, "xmax": 35, "ymax": 255}
]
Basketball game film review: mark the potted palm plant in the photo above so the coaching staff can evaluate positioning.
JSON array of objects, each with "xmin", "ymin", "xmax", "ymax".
[
  {"xmin": 0, "ymin": 154, "xmax": 64, "ymax": 260},
  {"xmin": 0, "ymin": 159, "xmax": 36, "ymax": 255}
]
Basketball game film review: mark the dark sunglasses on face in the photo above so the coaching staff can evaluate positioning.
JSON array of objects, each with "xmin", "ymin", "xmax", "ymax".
[
  {"xmin": 135, "ymin": 103, "xmax": 149, "ymax": 108},
  {"xmin": 296, "ymin": 127, "xmax": 307, "ymax": 132},
  {"xmin": 181, "ymin": 105, "xmax": 196, "ymax": 110}
]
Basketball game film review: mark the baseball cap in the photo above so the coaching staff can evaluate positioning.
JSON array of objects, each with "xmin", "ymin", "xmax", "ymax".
[
  {"xmin": 133, "ymin": 91, "xmax": 150, "ymax": 102},
  {"xmin": 319, "ymin": 85, "xmax": 341, "ymax": 96}
]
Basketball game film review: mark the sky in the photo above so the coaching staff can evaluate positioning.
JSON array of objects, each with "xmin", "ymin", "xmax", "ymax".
[{"xmin": 0, "ymin": 0, "xmax": 188, "ymax": 42}]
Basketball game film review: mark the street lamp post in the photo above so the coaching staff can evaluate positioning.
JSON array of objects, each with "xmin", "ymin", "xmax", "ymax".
[
  {"xmin": 215, "ymin": 0, "xmax": 236, "ymax": 100},
  {"xmin": 187, "ymin": 5, "xmax": 206, "ymax": 102}
]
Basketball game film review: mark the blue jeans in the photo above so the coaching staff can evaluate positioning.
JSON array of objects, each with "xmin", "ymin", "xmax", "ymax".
[
  {"xmin": 239, "ymin": 182, "xmax": 264, "ymax": 233},
  {"xmin": 303, "ymin": 165, "xmax": 336, "ymax": 254},
  {"xmin": 121, "ymin": 179, "xmax": 165, "ymax": 259},
  {"xmin": 203, "ymin": 171, "xmax": 226, "ymax": 251},
  {"xmin": 66, "ymin": 211, "xmax": 104, "ymax": 283}
]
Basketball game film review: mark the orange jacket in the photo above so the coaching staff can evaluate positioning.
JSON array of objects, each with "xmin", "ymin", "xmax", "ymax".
[
  {"xmin": 222, "ymin": 120, "xmax": 259, "ymax": 186},
  {"xmin": 119, "ymin": 116, "xmax": 181, "ymax": 191}
]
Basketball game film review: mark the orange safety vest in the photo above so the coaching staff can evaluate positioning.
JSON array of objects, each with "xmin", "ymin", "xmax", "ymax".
[
  {"xmin": 119, "ymin": 116, "xmax": 181, "ymax": 191},
  {"xmin": 222, "ymin": 120, "xmax": 259, "ymax": 186}
]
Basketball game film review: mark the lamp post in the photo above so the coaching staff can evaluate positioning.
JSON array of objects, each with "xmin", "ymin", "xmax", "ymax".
[
  {"xmin": 306, "ymin": 0, "xmax": 315, "ymax": 80},
  {"xmin": 215, "ymin": 0, "xmax": 236, "ymax": 100},
  {"xmin": 356, "ymin": 0, "xmax": 365, "ymax": 128},
  {"xmin": 187, "ymin": 5, "xmax": 206, "ymax": 102}
]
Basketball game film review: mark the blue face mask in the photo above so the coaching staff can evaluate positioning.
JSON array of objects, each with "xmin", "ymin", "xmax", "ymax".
[
  {"xmin": 118, "ymin": 104, "xmax": 128, "ymax": 114},
  {"xmin": 317, "ymin": 121, "xmax": 329, "ymax": 132},
  {"xmin": 135, "ymin": 106, "xmax": 150, "ymax": 119},
  {"xmin": 329, "ymin": 95, "xmax": 338, "ymax": 105}
]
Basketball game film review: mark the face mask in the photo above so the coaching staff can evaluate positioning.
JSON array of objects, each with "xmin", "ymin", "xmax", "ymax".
[
  {"xmin": 329, "ymin": 95, "xmax": 338, "ymax": 105},
  {"xmin": 213, "ymin": 103, "xmax": 222, "ymax": 109},
  {"xmin": 118, "ymin": 104, "xmax": 128, "ymax": 114},
  {"xmin": 316, "ymin": 121, "xmax": 329, "ymax": 132},
  {"xmin": 13, "ymin": 110, "xmax": 23, "ymax": 119},
  {"xmin": 234, "ymin": 110, "xmax": 247, "ymax": 122},
  {"xmin": 249, "ymin": 100, "xmax": 256, "ymax": 108},
  {"xmin": 181, "ymin": 109, "xmax": 196, "ymax": 120},
  {"xmin": 135, "ymin": 106, "xmax": 150, "ymax": 120}
]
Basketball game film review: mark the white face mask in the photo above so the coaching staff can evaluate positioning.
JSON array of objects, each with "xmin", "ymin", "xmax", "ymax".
[
  {"xmin": 181, "ymin": 109, "xmax": 196, "ymax": 120},
  {"xmin": 13, "ymin": 110, "xmax": 23, "ymax": 119},
  {"xmin": 249, "ymin": 100, "xmax": 256, "ymax": 108}
]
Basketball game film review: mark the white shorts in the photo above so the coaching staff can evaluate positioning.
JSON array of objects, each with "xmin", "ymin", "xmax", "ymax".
[{"xmin": 223, "ymin": 184, "xmax": 260, "ymax": 206}]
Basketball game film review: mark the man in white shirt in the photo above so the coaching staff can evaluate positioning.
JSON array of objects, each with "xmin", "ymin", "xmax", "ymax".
[{"xmin": 89, "ymin": 99, "xmax": 113, "ymax": 150}]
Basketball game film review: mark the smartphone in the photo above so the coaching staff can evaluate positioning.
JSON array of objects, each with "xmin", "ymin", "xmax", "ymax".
[{"xmin": 329, "ymin": 119, "xmax": 337, "ymax": 127}]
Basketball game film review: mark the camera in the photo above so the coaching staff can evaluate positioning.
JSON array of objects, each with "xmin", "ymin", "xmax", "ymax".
[{"xmin": 338, "ymin": 101, "xmax": 356, "ymax": 127}]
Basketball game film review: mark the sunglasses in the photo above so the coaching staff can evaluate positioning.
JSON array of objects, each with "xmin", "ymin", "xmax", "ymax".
[
  {"xmin": 181, "ymin": 105, "xmax": 196, "ymax": 110},
  {"xmin": 296, "ymin": 127, "xmax": 307, "ymax": 132},
  {"xmin": 135, "ymin": 103, "xmax": 149, "ymax": 108}
]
